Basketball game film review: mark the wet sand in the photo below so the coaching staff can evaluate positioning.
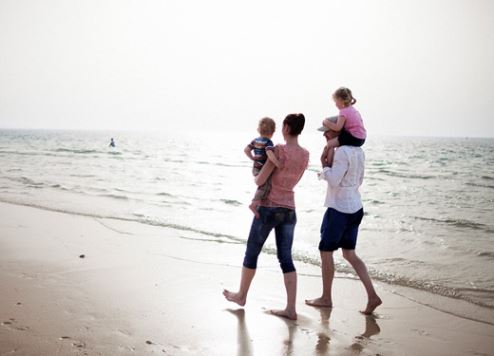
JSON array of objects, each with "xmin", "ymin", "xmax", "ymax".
[{"xmin": 0, "ymin": 202, "xmax": 493, "ymax": 355}]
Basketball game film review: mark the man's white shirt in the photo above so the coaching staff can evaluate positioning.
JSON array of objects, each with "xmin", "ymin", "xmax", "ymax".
[{"xmin": 318, "ymin": 145, "xmax": 365, "ymax": 214}]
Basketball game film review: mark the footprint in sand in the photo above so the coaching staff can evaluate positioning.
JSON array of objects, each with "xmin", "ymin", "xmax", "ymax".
[
  {"xmin": 20, "ymin": 272, "xmax": 38, "ymax": 280},
  {"xmin": 72, "ymin": 341, "xmax": 86, "ymax": 348},
  {"xmin": 59, "ymin": 336, "xmax": 86, "ymax": 349},
  {"xmin": 115, "ymin": 328, "xmax": 132, "ymax": 337},
  {"xmin": 2, "ymin": 318, "xmax": 30, "ymax": 331}
]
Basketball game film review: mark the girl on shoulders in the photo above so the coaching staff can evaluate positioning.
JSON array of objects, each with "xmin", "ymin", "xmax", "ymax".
[{"xmin": 320, "ymin": 87, "xmax": 366, "ymax": 166}]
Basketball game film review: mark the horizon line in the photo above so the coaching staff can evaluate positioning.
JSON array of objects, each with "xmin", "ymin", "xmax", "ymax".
[{"xmin": 0, "ymin": 127, "xmax": 493, "ymax": 140}]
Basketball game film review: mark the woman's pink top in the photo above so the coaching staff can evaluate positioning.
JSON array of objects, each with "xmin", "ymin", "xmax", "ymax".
[
  {"xmin": 262, "ymin": 144, "xmax": 310, "ymax": 209},
  {"xmin": 340, "ymin": 106, "xmax": 367, "ymax": 139}
]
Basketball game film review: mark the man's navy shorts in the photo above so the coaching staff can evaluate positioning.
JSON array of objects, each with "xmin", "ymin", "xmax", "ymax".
[{"xmin": 319, "ymin": 207, "xmax": 364, "ymax": 251}]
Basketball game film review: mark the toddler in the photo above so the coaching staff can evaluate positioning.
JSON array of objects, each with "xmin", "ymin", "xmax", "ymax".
[{"xmin": 244, "ymin": 117, "xmax": 282, "ymax": 216}]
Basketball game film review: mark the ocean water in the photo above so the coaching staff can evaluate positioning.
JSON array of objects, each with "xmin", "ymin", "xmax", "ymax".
[{"xmin": 1, "ymin": 129, "xmax": 493, "ymax": 317}]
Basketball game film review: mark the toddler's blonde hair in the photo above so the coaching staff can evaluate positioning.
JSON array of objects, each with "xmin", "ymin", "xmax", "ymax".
[{"xmin": 258, "ymin": 117, "xmax": 276, "ymax": 136}]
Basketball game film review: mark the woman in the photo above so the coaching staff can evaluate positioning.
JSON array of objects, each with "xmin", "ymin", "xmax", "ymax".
[{"xmin": 223, "ymin": 113, "xmax": 310, "ymax": 320}]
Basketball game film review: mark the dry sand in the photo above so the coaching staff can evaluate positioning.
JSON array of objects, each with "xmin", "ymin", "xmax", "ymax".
[{"xmin": 0, "ymin": 202, "xmax": 493, "ymax": 355}]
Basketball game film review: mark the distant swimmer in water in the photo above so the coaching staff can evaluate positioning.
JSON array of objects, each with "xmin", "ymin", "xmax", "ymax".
[{"xmin": 109, "ymin": 138, "xmax": 115, "ymax": 147}]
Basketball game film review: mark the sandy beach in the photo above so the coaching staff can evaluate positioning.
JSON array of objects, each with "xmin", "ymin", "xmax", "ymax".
[{"xmin": 0, "ymin": 201, "xmax": 493, "ymax": 356}]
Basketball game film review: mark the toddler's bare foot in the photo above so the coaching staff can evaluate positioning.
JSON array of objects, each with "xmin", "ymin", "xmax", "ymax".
[
  {"xmin": 249, "ymin": 201, "xmax": 260, "ymax": 219},
  {"xmin": 269, "ymin": 309, "xmax": 297, "ymax": 320},
  {"xmin": 305, "ymin": 297, "xmax": 333, "ymax": 308},
  {"xmin": 361, "ymin": 296, "xmax": 382, "ymax": 315},
  {"xmin": 223, "ymin": 289, "xmax": 246, "ymax": 307}
]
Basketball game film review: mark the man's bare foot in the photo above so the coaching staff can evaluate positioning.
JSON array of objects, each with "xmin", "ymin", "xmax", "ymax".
[
  {"xmin": 305, "ymin": 297, "xmax": 333, "ymax": 308},
  {"xmin": 361, "ymin": 296, "xmax": 382, "ymax": 315},
  {"xmin": 269, "ymin": 308, "xmax": 297, "ymax": 321},
  {"xmin": 248, "ymin": 201, "xmax": 260, "ymax": 219},
  {"xmin": 223, "ymin": 289, "xmax": 246, "ymax": 307}
]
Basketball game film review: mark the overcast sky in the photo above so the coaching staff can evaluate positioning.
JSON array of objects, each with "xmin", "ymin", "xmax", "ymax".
[{"xmin": 1, "ymin": 0, "xmax": 493, "ymax": 137}]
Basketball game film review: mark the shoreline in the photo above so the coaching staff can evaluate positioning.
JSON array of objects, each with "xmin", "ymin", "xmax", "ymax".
[
  {"xmin": 1, "ymin": 197, "xmax": 493, "ymax": 323},
  {"xmin": 1, "ymin": 201, "xmax": 493, "ymax": 355}
]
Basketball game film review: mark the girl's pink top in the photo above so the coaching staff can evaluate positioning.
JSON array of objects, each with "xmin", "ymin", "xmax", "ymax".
[
  {"xmin": 340, "ymin": 106, "xmax": 367, "ymax": 139},
  {"xmin": 262, "ymin": 144, "xmax": 310, "ymax": 210}
]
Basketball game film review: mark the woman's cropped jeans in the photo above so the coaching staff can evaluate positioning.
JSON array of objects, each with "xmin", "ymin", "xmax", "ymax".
[{"xmin": 243, "ymin": 206, "xmax": 297, "ymax": 273}]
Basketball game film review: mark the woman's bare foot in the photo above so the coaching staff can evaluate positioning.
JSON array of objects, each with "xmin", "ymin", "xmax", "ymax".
[
  {"xmin": 305, "ymin": 297, "xmax": 333, "ymax": 308},
  {"xmin": 223, "ymin": 289, "xmax": 246, "ymax": 307},
  {"xmin": 361, "ymin": 296, "xmax": 382, "ymax": 315},
  {"xmin": 269, "ymin": 309, "xmax": 297, "ymax": 321}
]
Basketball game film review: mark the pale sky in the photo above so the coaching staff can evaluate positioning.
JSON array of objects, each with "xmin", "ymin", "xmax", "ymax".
[{"xmin": 1, "ymin": 0, "xmax": 493, "ymax": 137}]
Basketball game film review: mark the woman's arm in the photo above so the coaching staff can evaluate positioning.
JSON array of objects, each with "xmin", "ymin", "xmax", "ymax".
[
  {"xmin": 322, "ymin": 116, "xmax": 346, "ymax": 132},
  {"xmin": 255, "ymin": 159, "xmax": 276, "ymax": 186}
]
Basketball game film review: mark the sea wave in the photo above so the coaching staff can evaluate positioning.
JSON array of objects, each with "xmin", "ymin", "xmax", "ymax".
[
  {"xmin": 219, "ymin": 199, "xmax": 242, "ymax": 206},
  {"xmin": 363, "ymin": 199, "xmax": 385, "ymax": 205},
  {"xmin": 413, "ymin": 216, "xmax": 494, "ymax": 233},
  {"xmin": 99, "ymin": 193, "xmax": 129, "ymax": 200},
  {"xmin": 53, "ymin": 148, "xmax": 101, "ymax": 154},
  {"xmin": 4, "ymin": 176, "xmax": 44, "ymax": 187},
  {"xmin": 370, "ymin": 269, "xmax": 494, "ymax": 312},
  {"xmin": 466, "ymin": 182, "xmax": 494, "ymax": 189},
  {"xmin": 374, "ymin": 169, "xmax": 435, "ymax": 180},
  {"xmin": 131, "ymin": 213, "xmax": 244, "ymax": 244},
  {"xmin": 196, "ymin": 160, "xmax": 247, "ymax": 168},
  {"xmin": 157, "ymin": 192, "xmax": 174, "ymax": 197},
  {"xmin": 0, "ymin": 149, "xmax": 65, "ymax": 158},
  {"xmin": 50, "ymin": 184, "xmax": 70, "ymax": 191},
  {"xmin": 476, "ymin": 251, "xmax": 494, "ymax": 258},
  {"xmin": 70, "ymin": 174, "xmax": 97, "ymax": 178}
]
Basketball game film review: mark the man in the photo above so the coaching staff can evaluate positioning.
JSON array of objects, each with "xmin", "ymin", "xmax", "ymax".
[{"xmin": 305, "ymin": 122, "xmax": 382, "ymax": 314}]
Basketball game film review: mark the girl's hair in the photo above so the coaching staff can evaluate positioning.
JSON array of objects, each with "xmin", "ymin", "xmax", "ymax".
[
  {"xmin": 283, "ymin": 113, "xmax": 305, "ymax": 136},
  {"xmin": 258, "ymin": 117, "xmax": 276, "ymax": 136},
  {"xmin": 333, "ymin": 87, "xmax": 357, "ymax": 106}
]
